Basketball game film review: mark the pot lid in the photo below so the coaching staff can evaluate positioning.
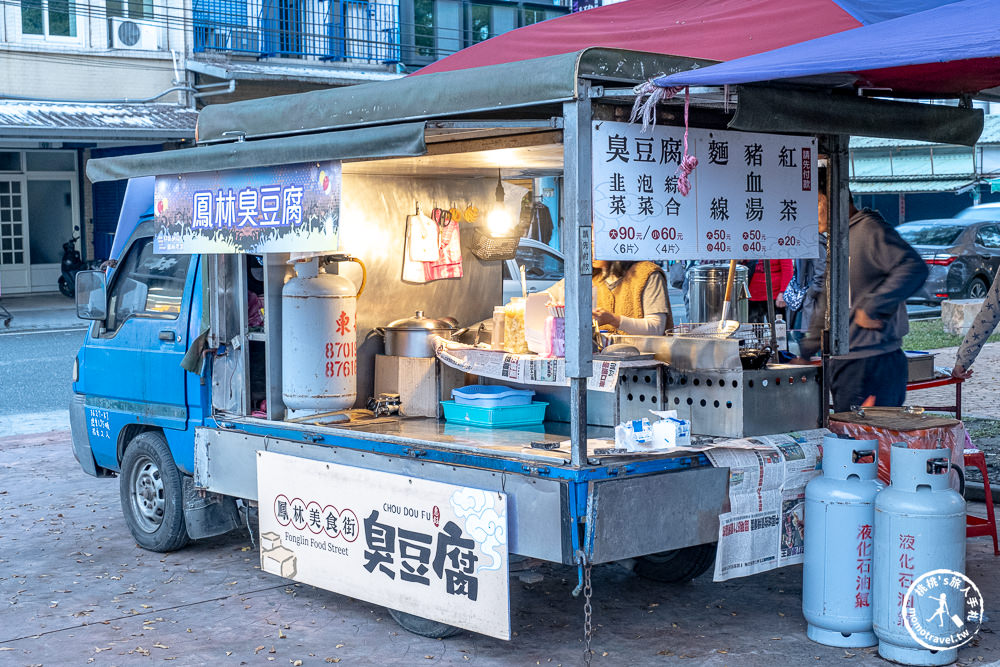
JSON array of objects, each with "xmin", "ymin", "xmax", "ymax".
[{"xmin": 386, "ymin": 310, "xmax": 455, "ymax": 331}]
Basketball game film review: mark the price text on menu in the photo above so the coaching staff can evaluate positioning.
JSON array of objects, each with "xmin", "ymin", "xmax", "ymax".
[{"xmin": 592, "ymin": 121, "xmax": 818, "ymax": 261}]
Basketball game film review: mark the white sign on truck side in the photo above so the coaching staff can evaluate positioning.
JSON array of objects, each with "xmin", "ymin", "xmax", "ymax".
[{"xmin": 257, "ymin": 451, "xmax": 511, "ymax": 639}]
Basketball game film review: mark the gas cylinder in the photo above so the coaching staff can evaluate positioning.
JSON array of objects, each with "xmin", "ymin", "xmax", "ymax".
[
  {"xmin": 873, "ymin": 444, "xmax": 966, "ymax": 666},
  {"xmin": 803, "ymin": 434, "xmax": 882, "ymax": 647},
  {"xmin": 282, "ymin": 257, "xmax": 359, "ymax": 417}
]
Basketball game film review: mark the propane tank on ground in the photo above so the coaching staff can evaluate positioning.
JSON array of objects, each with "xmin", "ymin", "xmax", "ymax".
[
  {"xmin": 803, "ymin": 434, "xmax": 882, "ymax": 647},
  {"xmin": 282, "ymin": 257, "xmax": 359, "ymax": 417},
  {"xmin": 873, "ymin": 444, "xmax": 966, "ymax": 666}
]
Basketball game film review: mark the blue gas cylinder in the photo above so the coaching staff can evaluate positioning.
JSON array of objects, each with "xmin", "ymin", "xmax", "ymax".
[
  {"xmin": 803, "ymin": 434, "xmax": 882, "ymax": 647},
  {"xmin": 873, "ymin": 444, "xmax": 966, "ymax": 666}
]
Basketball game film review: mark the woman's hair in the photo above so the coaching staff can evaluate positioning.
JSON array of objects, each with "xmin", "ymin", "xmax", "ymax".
[{"xmin": 595, "ymin": 260, "xmax": 636, "ymax": 279}]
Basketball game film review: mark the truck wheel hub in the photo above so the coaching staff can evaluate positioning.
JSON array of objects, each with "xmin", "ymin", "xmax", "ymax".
[{"xmin": 131, "ymin": 457, "xmax": 165, "ymax": 531}]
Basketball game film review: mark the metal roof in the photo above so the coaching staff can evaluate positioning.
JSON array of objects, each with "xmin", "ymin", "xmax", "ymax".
[
  {"xmin": 187, "ymin": 59, "xmax": 405, "ymax": 86},
  {"xmin": 849, "ymin": 177, "xmax": 977, "ymax": 193},
  {"xmin": 0, "ymin": 101, "xmax": 197, "ymax": 141}
]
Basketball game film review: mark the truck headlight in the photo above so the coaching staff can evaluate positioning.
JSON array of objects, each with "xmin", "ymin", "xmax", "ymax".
[{"xmin": 73, "ymin": 357, "xmax": 79, "ymax": 383}]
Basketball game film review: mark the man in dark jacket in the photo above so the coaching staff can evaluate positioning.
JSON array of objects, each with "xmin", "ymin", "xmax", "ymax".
[{"xmin": 797, "ymin": 199, "xmax": 928, "ymax": 412}]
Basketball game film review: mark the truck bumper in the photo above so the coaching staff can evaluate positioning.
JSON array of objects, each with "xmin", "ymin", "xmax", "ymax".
[{"xmin": 70, "ymin": 393, "xmax": 102, "ymax": 477}]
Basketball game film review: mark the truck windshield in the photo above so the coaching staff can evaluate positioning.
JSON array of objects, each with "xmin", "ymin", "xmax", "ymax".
[{"xmin": 106, "ymin": 237, "xmax": 192, "ymax": 331}]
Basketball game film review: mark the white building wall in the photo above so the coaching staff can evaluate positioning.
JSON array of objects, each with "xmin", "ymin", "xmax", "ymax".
[
  {"xmin": 1, "ymin": 0, "xmax": 189, "ymax": 103},
  {"xmin": 0, "ymin": 52, "xmax": 179, "ymax": 102}
]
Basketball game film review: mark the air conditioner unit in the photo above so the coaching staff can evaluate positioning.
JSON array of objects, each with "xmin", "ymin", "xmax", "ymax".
[{"xmin": 111, "ymin": 18, "xmax": 160, "ymax": 50}]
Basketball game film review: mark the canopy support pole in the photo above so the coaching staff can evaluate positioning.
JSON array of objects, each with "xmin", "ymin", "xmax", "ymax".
[
  {"xmin": 563, "ymin": 85, "xmax": 594, "ymax": 468},
  {"xmin": 828, "ymin": 134, "xmax": 850, "ymax": 357}
]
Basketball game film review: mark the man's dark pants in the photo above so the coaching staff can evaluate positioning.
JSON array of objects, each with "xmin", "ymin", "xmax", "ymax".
[{"xmin": 830, "ymin": 349, "xmax": 908, "ymax": 413}]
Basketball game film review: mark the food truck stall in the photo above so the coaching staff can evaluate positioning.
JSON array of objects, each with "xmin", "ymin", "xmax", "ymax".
[{"xmin": 74, "ymin": 47, "xmax": 984, "ymax": 645}]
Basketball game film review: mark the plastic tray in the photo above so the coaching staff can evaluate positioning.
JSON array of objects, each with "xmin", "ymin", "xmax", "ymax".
[
  {"xmin": 451, "ymin": 385, "xmax": 535, "ymax": 407},
  {"xmin": 441, "ymin": 401, "xmax": 548, "ymax": 428}
]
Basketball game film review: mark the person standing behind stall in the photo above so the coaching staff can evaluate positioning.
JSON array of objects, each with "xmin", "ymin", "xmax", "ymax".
[
  {"xmin": 545, "ymin": 259, "xmax": 673, "ymax": 335},
  {"xmin": 796, "ymin": 197, "xmax": 927, "ymax": 411},
  {"xmin": 746, "ymin": 259, "xmax": 793, "ymax": 323},
  {"xmin": 786, "ymin": 188, "xmax": 829, "ymax": 347},
  {"xmin": 951, "ymin": 267, "xmax": 1000, "ymax": 379},
  {"xmin": 591, "ymin": 260, "xmax": 674, "ymax": 334}
]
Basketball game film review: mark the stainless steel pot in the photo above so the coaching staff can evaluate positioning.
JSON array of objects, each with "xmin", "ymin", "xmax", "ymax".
[
  {"xmin": 687, "ymin": 264, "xmax": 750, "ymax": 324},
  {"xmin": 378, "ymin": 311, "xmax": 462, "ymax": 358}
]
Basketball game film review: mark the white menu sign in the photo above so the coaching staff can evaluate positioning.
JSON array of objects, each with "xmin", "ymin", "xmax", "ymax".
[
  {"xmin": 257, "ymin": 451, "xmax": 510, "ymax": 639},
  {"xmin": 592, "ymin": 120, "xmax": 818, "ymax": 260}
]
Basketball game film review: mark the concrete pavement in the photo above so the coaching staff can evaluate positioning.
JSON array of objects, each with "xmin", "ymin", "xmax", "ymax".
[
  {"xmin": 0, "ymin": 292, "xmax": 86, "ymax": 333},
  {"xmin": 2, "ymin": 430, "xmax": 999, "ymax": 666}
]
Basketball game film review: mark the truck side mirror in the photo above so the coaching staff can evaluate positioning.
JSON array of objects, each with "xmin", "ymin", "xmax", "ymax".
[{"xmin": 76, "ymin": 270, "xmax": 108, "ymax": 321}]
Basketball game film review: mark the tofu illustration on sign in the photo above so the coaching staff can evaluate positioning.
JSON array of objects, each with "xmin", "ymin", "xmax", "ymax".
[{"xmin": 261, "ymin": 532, "xmax": 298, "ymax": 579}]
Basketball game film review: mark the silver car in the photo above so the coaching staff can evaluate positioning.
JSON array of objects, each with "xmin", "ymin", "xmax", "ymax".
[
  {"xmin": 897, "ymin": 218, "xmax": 1000, "ymax": 303},
  {"xmin": 501, "ymin": 238, "xmax": 564, "ymax": 303}
]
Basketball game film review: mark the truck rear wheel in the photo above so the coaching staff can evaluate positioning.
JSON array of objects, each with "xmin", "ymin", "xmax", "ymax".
[
  {"xmin": 120, "ymin": 431, "xmax": 189, "ymax": 552},
  {"xmin": 634, "ymin": 543, "xmax": 717, "ymax": 583},
  {"xmin": 387, "ymin": 608, "xmax": 462, "ymax": 639}
]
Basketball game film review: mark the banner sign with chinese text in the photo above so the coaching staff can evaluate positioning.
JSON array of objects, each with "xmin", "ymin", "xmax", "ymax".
[
  {"xmin": 593, "ymin": 120, "xmax": 817, "ymax": 261},
  {"xmin": 256, "ymin": 451, "xmax": 511, "ymax": 639},
  {"xmin": 153, "ymin": 160, "xmax": 341, "ymax": 254}
]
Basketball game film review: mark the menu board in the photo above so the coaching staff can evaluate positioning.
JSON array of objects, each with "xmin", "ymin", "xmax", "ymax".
[{"xmin": 592, "ymin": 120, "xmax": 818, "ymax": 261}]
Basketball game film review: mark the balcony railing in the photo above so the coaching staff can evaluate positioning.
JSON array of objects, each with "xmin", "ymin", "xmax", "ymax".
[
  {"xmin": 193, "ymin": 0, "xmax": 402, "ymax": 64},
  {"xmin": 193, "ymin": 0, "xmax": 568, "ymax": 67}
]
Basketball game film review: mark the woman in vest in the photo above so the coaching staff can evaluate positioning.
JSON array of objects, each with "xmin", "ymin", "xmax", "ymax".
[{"xmin": 591, "ymin": 260, "xmax": 673, "ymax": 335}]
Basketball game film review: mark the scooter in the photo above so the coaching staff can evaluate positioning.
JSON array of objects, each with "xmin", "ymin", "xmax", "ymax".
[{"xmin": 58, "ymin": 236, "xmax": 101, "ymax": 298}]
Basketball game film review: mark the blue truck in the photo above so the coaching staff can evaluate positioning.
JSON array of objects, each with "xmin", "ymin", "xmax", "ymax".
[{"xmin": 68, "ymin": 44, "xmax": 962, "ymax": 638}]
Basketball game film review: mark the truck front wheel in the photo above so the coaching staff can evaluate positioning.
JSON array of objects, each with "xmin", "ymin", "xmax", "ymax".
[
  {"xmin": 634, "ymin": 543, "xmax": 717, "ymax": 583},
  {"xmin": 120, "ymin": 431, "xmax": 189, "ymax": 552},
  {"xmin": 387, "ymin": 608, "xmax": 462, "ymax": 639}
]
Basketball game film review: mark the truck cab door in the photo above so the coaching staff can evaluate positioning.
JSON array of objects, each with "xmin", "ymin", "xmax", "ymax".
[{"xmin": 82, "ymin": 234, "xmax": 196, "ymax": 470}]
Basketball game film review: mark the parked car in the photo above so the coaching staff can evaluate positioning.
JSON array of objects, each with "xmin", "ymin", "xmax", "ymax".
[
  {"xmin": 956, "ymin": 202, "xmax": 1000, "ymax": 220},
  {"xmin": 502, "ymin": 238, "xmax": 564, "ymax": 302},
  {"xmin": 896, "ymin": 218, "xmax": 1000, "ymax": 304}
]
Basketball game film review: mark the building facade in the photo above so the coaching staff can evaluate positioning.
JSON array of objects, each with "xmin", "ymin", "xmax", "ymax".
[{"xmin": 1, "ymin": 0, "xmax": 567, "ymax": 294}]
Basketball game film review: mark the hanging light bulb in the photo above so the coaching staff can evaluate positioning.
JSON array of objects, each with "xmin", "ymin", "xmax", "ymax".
[{"xmin": 486, "ymin": 168, "xmax": 514, "ymax": 237}]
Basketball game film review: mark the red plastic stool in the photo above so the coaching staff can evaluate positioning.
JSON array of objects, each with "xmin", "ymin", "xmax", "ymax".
[{"xmin": 965, "ymin": 449, "xmax": 999, "ymax": 556}]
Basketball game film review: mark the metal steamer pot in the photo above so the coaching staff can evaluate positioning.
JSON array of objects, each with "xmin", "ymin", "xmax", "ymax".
[{"xmin": 378, "ymin": 311, "xmax": 465, "ymax": 358}]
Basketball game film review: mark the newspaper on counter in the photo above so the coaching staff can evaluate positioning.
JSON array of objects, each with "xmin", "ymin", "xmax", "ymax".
[
  {"xmin": 706, "ymin": 428, "xmax": 828, "ymax": 582},
  {"xmin": 434, "ymin": 338, "xmax": 621, "ymax": 392}
]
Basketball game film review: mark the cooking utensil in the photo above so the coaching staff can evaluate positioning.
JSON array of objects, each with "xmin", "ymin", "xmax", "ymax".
[
  {"xmin": 738, "ymin": 345, "xmax": 772, "ymax": 370},
  {"xmin": 720, "ymin": 259, "xmax": 737, "ymax": 325},
  {"xmin": 377, "ymin": 311, "xmax": 462, "ymax": 358}
]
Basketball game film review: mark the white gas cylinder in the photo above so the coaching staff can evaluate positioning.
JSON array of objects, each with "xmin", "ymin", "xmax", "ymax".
[{"xmin": 282, "ymin": 258, "xmax": 358, "ymax": 417}]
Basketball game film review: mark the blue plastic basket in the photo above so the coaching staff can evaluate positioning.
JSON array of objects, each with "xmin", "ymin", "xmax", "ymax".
[
  {"xmin": 440, "ymin": 401, "xmax": 548, "ymax": 428},
  {"xmin": 451, "ymin": 384, "xmax": 535, "ymax": 407}
]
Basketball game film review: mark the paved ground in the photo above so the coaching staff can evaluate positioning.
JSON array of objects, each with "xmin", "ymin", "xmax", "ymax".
[
  {"xmin": 905, "ymin": 343, "xmax": 1000, "ymax": 419},
  {"xmin": 0, "ymin": 292, "xmax": 84, "ymax": 333},
  {"xmin": 2, "ymin": 431, "xmax": 999, "ymax": 666}
]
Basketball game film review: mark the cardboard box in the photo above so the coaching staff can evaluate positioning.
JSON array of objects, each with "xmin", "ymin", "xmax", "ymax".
[
  {"xmin": 261, "ymin": 545, "xmax": 297, "ymax": 579},
  {"xmin": 374, "ymin": 355, "xmax": 465, "ymax": 418},
  {"xmin": 261, "ymin": 531, "xmax": 281, "ymax": 551}
]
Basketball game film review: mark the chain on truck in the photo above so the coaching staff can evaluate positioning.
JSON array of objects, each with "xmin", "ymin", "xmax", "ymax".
[{"xmin": 69, "ymin": 48, "xmax": 981, "ymax": 646}]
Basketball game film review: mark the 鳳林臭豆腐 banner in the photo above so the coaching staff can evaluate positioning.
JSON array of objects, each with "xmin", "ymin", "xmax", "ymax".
[{"xmin": 153, "ymin": 160, "xmax": 341, "ymax": 254}]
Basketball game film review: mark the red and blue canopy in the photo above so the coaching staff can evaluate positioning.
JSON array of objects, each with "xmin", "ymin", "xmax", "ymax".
[{"xmin": 418, "ymin": 0, "xmax": 1000, "ymax": 98}]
